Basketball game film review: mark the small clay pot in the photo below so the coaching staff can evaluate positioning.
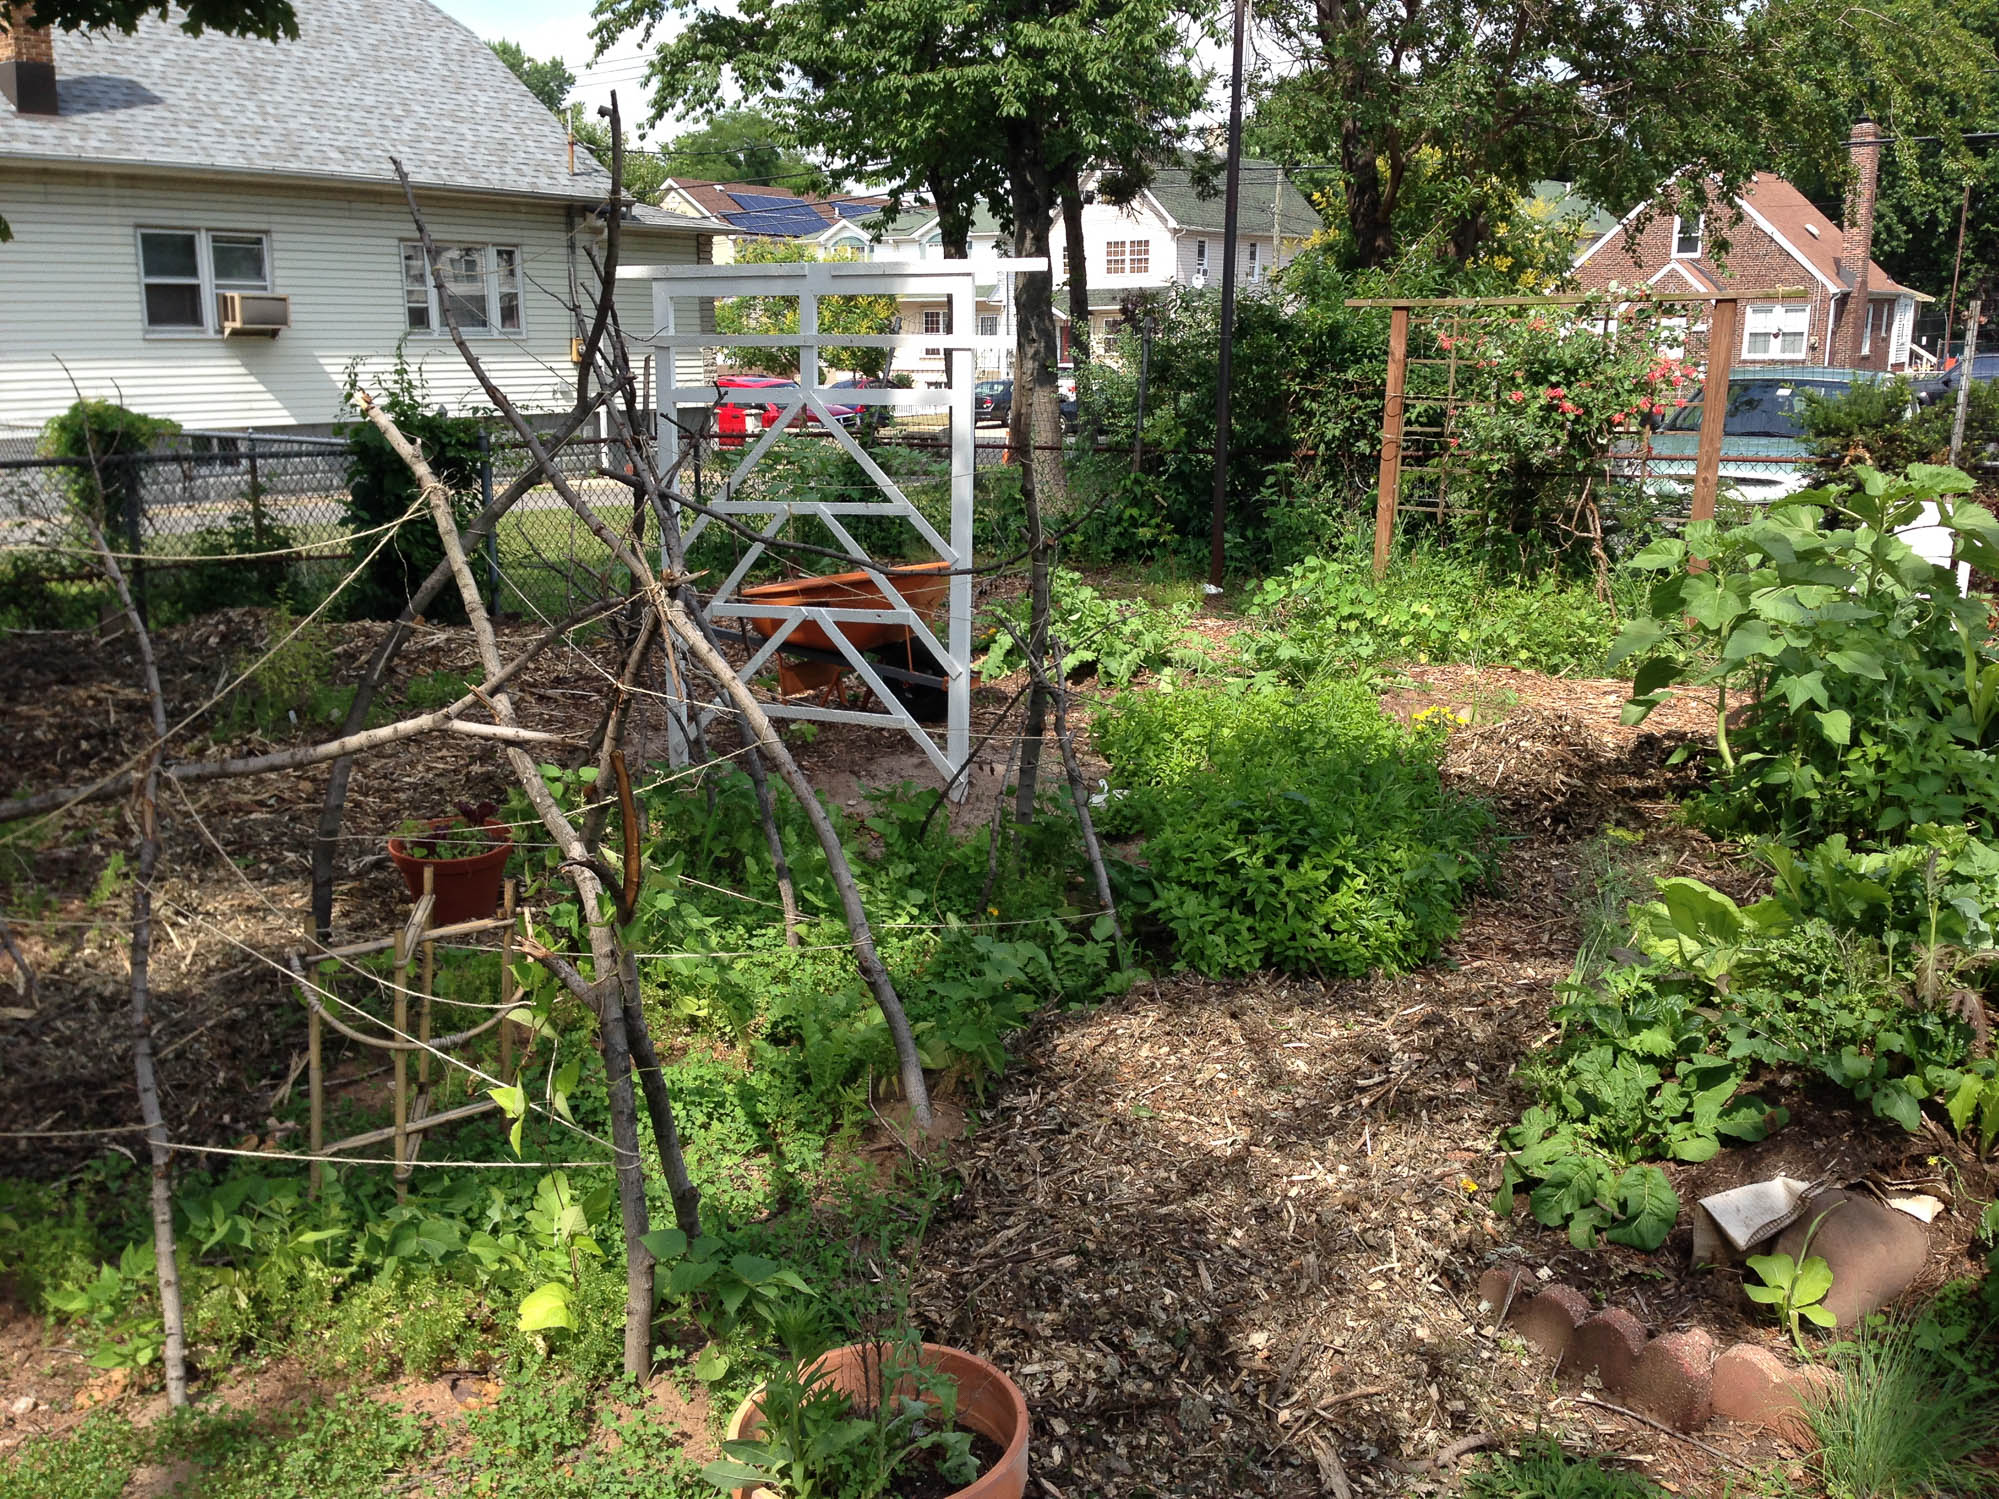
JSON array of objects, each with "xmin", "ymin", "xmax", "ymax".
[
  {"xmin": 724, "ymin": 1342, "xmax": 1029, "ymax": 1499},
  {"xmin": 385, "ymin": 819, "xmax": 511, "ymax": 926}
]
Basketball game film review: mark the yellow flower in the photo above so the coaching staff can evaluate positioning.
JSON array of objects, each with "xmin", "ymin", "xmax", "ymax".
[{"xmin": 1461, "ymin": 1177, "xmax": 1481, "ymax": 1194}]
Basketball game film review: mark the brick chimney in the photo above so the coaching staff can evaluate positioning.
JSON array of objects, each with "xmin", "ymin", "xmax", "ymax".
[
  {"xmin": 0, "ymin": 3, "xmax": 57, "ymax": 116},
  {"xmin": 1832, "ymin": 119, "xmax": 1882, "ymax": 367}
]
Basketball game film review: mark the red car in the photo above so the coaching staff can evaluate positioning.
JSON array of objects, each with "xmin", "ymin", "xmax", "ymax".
[{"xmin": 714, "ymin": 376, "xmax": 860, "ymax": 445}]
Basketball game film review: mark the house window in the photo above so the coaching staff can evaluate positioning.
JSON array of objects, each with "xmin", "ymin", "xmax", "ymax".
[
  {"xmin": 1247, "ymin": 242, "xmax": 1261, "ymax": 281},
  {"xmin": 1673, "ymin": 215, "xmax": 1702, "ymax": 257},
  {"xmin": 923, "ymin": 307, "xmax": 944, "ymax": 357},
  {"xmin": 1194, "ymin": 239, "xmax": 1208, "ymax": 284},
  {"xmin": 1105, "ymin": 240, "xmax": 1128, "ymax": 276},
  {"xmin": 1127, "ymin": 240, "xmax": 1150, "ymax": 275},
  {"xmin": 1062, "ymin": 245, "xmax": 1072, "ymax": 278},
  {"xmin": 1889, "ymin": 297, "xmax": 1914, "ymax": 366},
  {"xmin": 977, "ymin": 313, "xmax": 1000, "ymax": 338},
  {"xmin": 402, "ymin": 242, "xmax": 522, "ymax": 335},
  {"xmin": 1742, "ymin": 301, "xmax": 1808, "ymax": 360},
  {"xmin": 138, "ymin": 228, "xmax": 271, "ymax": 334}
]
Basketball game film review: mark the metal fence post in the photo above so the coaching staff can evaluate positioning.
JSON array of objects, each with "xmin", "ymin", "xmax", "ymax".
[
  {"xmin": 122, "ymin": 454, "xmax": 147, "ymax": 627},
  {"xmin": 480, "ymin": 428, "xmax": 499, "ymax": 619},
  {"xmin": 245, "ymin": 430, "xmax": 268, "ymax": 550}
]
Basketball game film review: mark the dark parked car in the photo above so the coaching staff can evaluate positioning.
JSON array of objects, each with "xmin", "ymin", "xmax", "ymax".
[
  {"xmin": 1916, "ymin": 351, "xmax": 1999, "ymax": 407},
  {"xmin": 972, "ymin": 377, "xmax": 1078, "ymax": 429}
]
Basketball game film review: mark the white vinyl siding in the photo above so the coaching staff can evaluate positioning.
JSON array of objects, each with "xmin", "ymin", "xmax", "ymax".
[{"xmin": 0, "ymin": 167, "xmax": 709, "ymax": 433}]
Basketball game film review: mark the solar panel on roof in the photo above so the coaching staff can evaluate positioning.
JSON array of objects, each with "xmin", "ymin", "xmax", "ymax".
[
  {"xmin": 836, "ymin": 203, "xmax": 878, "ymax": 220},
  {"xmin": 722, "ymin": 206, "xmax": 831, "ymax": 237},
  {"xmin": 727, "ymin": 192, "xmax": 806, "ymax": 211}
]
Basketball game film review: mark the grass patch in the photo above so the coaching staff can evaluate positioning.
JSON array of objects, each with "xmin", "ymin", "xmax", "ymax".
[
  {"xmin": 1466, "ymin": 1439, "xmax": 1670, "ymax": 1499},
  {"xmin": 1805, "ymin": 1317, "xmax": 1999, "ymax": 1499}
]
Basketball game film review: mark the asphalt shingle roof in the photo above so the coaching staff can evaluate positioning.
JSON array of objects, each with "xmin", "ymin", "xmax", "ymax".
[
  {"xmin": 1144, "ymin": 161, "xmax": 1320, "ymax": 238},
  {"xmin": 0, "ymin": 0, "xmax": 698, "ymax": 215}
]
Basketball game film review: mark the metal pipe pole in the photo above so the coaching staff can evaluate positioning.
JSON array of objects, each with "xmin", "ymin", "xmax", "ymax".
[
  {"xmin": 1205, "ymin": 0, "xmax": 1248, "ymax": 607},
  {"xmin": 1944, "ymin": 182, "xmax": 1971, "ymax": 365},
  {"xmin": 1951, "ymin": 296, "xmax": 1982, "ymax": 468}
]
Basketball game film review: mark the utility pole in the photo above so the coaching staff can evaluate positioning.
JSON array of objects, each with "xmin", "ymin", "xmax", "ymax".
[{"xmin": 1205, "ymin": 0, "xmax": 1247, "ymax": 609}]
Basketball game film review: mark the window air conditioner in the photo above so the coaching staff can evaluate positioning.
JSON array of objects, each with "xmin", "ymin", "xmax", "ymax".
[
  {"xmin": 1191, "ymin": 267, "xmax": 1209, "ymax": 287},
  {"xmin": 218, "ymin": 292, "xmax": 290, "ymax": 336}
]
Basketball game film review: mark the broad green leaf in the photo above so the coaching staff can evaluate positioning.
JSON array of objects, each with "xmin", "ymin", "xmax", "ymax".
[
  {"xmin": 516, "ymin": 1282, "xmax": 574, "ymax": 1332},
  {"xmin": 667, "ymin": 1259, "xmax": 720, "ymax": 1294},
  {"xmin": 1529, "ymin": 1155, "xmax": 1601, "ymax": 1229},
  {"xmin": 1945, "ymin": 1074, "xmax": 1985, "ymax": 1134},
  {"xmin": 700, "ymin": 1459, "xmax": 768, "ymax": 1487},
  {"xmin": 1603, "ymin": 1166, "xmax": 1677, "ymax": 1250},
  {"xmin": 1815, "ymin": 709, "xmax": 1852, "ymax": 746},
  {"xmin": 1722, "ymin": 619, "xmax": 1779, "ymax": 663},
  {"xmin": 1800, "ymin": 1303, "xmax": 1840, "ymax": 1328},
  {"xmin": 1871, "ymin": 1081, "xmax": 1923, "ymax": 1132},
  {"xmin": 641, "ymin": 1228, "xmax": 689, "ymax": 1260},
  {"xmin": 730, "ymin": 1253, "xmax": 781, "ymax": 1286},
  {"xmin": 1791, "ymin": 1257, "xmax": 1834, "ymax": 1304},
  {"xmin": 692, "ymin": 1344, "xmax": 732, "ymax": 1382}
]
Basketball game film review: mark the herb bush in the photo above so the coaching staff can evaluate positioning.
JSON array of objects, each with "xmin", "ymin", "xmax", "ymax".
[
  {"xmin": 1615, "ymin": 465, "xmax": 1999, "ymax": 841},
  {"xmin": 1241, "ymin": 527, "xmax": 1630, "ymax": 679},
  {"xmin": 1094, "ymin": 679, "xmax": 1497, "ymax": 976},
  {"xmin": 1503, "ymin": 829, "xmax": 1997, "ymax": 1248}
]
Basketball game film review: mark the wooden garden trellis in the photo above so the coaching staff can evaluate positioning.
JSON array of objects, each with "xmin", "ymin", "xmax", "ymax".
[
  {"xmin": 1348, "ymin": 289, "xmax": 1814, "ymax": 578},
  {"xmin": 289, "ymin": 869, "xmax": 526, "ymax": 1199}
]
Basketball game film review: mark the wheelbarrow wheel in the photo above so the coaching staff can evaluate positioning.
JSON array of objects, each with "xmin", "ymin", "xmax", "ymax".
[{"xmin": 868, "ymin": 639, "xmax": 950, "ymax": 724}]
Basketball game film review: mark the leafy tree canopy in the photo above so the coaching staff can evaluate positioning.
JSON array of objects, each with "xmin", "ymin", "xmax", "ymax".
[
  {"xmin": 19, "ymin": 0, "xmax": 294, "ymax": 37},
  {"xmin": 488, "ymin": 38, "xmax": 576, "ymax": 116},
  {"xmin": 655, "ymin": 108, "xmax": 829, "ymax": 195},
  {"xmin": 715, "ymin": 238, "xmax": 898, "ymax": 380}
]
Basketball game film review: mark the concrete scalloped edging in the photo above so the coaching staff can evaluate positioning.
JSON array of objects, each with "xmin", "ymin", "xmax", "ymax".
[{"xmin": 1476, "ymin": 1265, "xmax": 1835, "ymax": 1440}]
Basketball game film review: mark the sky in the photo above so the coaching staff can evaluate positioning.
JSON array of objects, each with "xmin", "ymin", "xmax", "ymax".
[
  {"xmin": 436, "ymin": 0, "xmax": 688, "ymax": 139},
  {"xmin": 437, "ymin": 0, "xmax": 1255, "ymax": 161}
]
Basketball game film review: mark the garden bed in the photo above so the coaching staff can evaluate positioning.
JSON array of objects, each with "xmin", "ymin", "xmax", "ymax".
[{"xmin": 0, "ymin": 609, "xmax": 1991, "ymax": 1496}]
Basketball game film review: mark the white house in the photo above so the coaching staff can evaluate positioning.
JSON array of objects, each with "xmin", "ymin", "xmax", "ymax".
[
  {"xmin": 0, "ymin": 0, "xmax": 725, "ymax": 445},
  {"xmin": 868, "ymin": 161, "xmax": 1320, "ymax": 384}
]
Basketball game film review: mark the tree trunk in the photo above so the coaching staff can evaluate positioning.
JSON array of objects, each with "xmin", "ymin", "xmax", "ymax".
[
  {"xmin": 85, "ymin": 519, "xmax": 188, "ymax": 1407},
  {"xmin": 929, "ymin": 168, "xmax": 974, "ymax": 259},
  {"xmin": 1060, "ymin": 168, "xmax": 1091, "ymax": 369},
  {"xmin": 1006, "ymin": 125, "xmax": 1064, "ymax": 830}
]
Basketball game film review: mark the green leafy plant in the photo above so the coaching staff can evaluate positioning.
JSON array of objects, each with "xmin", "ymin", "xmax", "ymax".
[
  {"xmin": 337, "ymin": 354, "xmax": 486, "ymax": 622},
  {"xmin": 1744, "ymin": 1212, "xmax": 1839, "ymax": 1352},
  {"xmin": 979, "ymin": 568, "xmax": 1198, "ymax": 687},
  {"xmin": 1800, "ymin": 374, "xmax": 1999, "ymax": 478},
  {"xmin": 1612, "ymin": 464, "xmax": 1999, "ymax": 841},
  {"xmin": 703, "ymin": 1336, "xmax": 980, "ymax": 1499},
  {"xmin": 1465, "ymin": 1437, "xmax": 1670, "ymax": 1499},
  {"xmin": 1095, "ymin": 677, "xmax": 1497, "ymax": 977},
  {"xmin": 1242, "ymin": 528, "xmax": 1627, "ymax": 679},
  {"xmin": 39, "ymin": 399, "xmax": 180, "ymax": 532},
  {"xmin": 44, "ymin": 1242, "xmax": 168, "ymax": 1371},
  {"xmin": 395, "ymin": 801, "xmax": 502, "ymax": 861}
]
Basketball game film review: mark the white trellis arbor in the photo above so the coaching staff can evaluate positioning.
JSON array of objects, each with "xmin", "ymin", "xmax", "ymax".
[{"xmin": 627, "ymin": 257, "xmax": 1037, "ymax": 797}]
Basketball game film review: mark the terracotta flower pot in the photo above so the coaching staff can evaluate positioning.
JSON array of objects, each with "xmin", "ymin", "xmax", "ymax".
[
  {"xmin": 724, "ymin": 1342, "xmax": 1029, "ymax": 1499},
  {"xmin": 385, "ymin": 819, "xmax": 511, "ymax": 926}
]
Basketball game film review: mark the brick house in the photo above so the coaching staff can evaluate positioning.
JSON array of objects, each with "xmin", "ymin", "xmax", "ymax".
[{"xmin": 1572, "ymin": 124, "xmax": 1930, "ymax": 371}]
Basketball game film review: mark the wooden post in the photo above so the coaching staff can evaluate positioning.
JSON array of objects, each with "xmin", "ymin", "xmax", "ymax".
[
  {"xmin": 307, "ymin": 1002, "xmax": 323, "ymax": 1197},
  {"xmin": 1690, "ymin": 298, "xmax": 1740, "ymax": 527},
  {"xmin": 391, "ymin": 924, "xmax": 412, "ymax": 1202},
  {"xmin": 417, "ymin": 866, "xmax": 435, "ymax": 1097},
  {"xmin": 1373, "ymin": 305, "xmax": 1411, "ymax": 579},
  {"xmin": 498, "ymin": 879, "xmax": 517, "ymax": 1081}
]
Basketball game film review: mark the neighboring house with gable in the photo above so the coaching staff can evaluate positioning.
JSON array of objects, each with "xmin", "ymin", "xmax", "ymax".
[
  {"xmin": 1572, "ymin": 126, "xmax": 1931, "ymax": 372},
  {"xmin": 0, "ymin": 0, "xmax": 725, "ymax": 442}
]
